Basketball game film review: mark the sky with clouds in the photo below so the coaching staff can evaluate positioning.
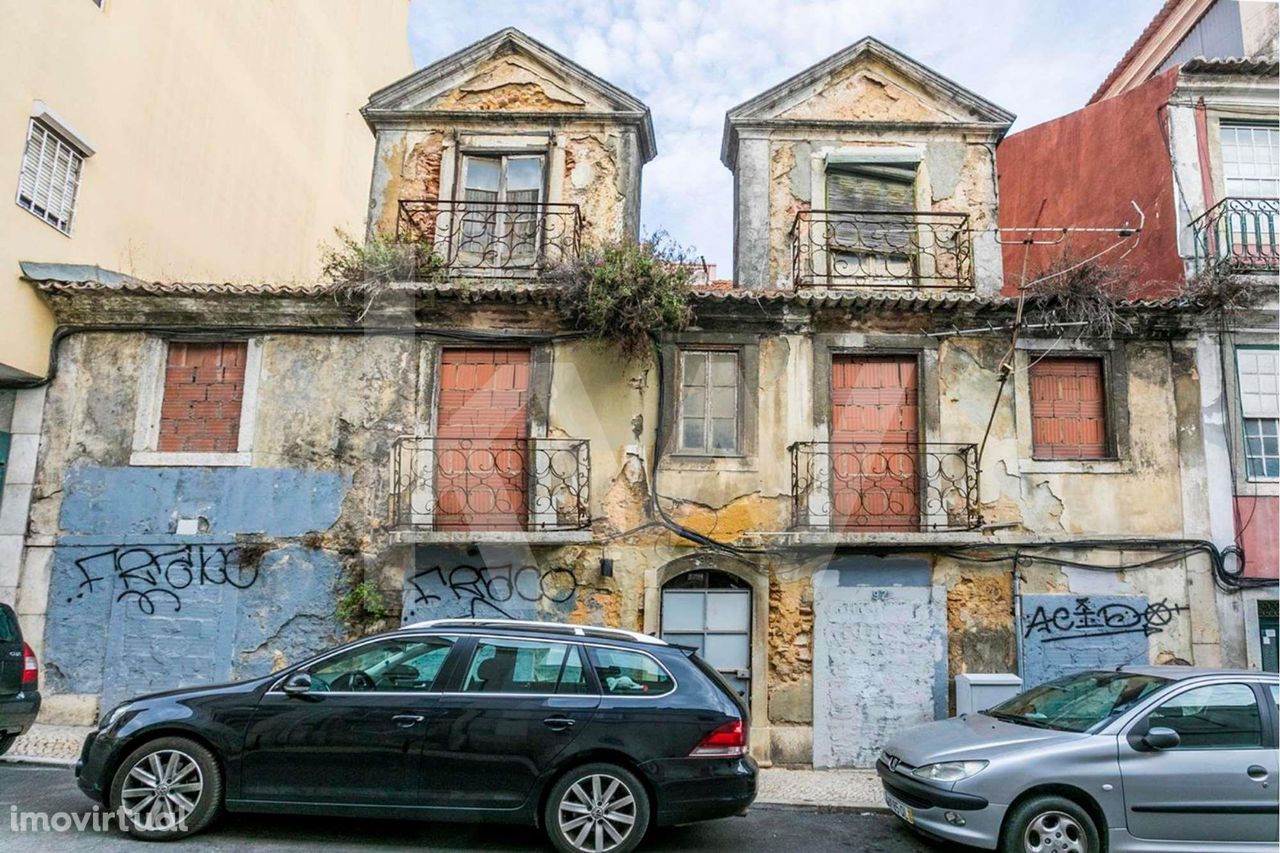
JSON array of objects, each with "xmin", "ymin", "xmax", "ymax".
[{"xmin": 408, "ymin": 0, "xmax": 1164, "ymax": 271}]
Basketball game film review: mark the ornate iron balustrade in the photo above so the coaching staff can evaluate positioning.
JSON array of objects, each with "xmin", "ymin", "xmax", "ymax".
[
  {"xmin": 396, "ymin": 199, "xmax": 583, "ymax": 276},
  {"xmin": 791, "ymin": 210, "xmax": 974, "ymax": 289},
  {"xmin": 391, "ymin": 436, "xmax": 591, "ymax": 532},
  {"xmin": 1191, "ymin": 196, "xmax": 1279, "ymax": 273},
  {"xmin": 790, "ymin": 441, "xmax": 980, "ymax": 532}
]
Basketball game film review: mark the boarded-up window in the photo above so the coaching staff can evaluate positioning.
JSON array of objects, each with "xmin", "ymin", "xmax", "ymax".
[
  {"xmin": 1030, "ymin": 357, "xmax": 1108, "ymax": 460},
  {"xmin": 157, "ymin": 342, "xmax": 247, "ymax": 453}
]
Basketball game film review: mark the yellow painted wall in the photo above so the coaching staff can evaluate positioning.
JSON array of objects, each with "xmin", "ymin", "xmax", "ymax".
[{"xmin": 0, "ymin": 0, "xmax": 413, "ymax": 377}]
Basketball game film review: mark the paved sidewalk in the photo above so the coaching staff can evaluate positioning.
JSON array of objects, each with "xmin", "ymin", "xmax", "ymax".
[{"xmin": 3, "ymin": 724, "xmax": 886, "ymax": 809}]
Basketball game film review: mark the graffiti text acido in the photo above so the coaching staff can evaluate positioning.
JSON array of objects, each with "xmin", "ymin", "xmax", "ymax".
[{"xmin": 1023, "ymin": 596, "xmax": 1188, "ymax": 643}]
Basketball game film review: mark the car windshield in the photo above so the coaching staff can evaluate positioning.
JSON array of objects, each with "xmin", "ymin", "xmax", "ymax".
[{"xmin": 986, "ymin": 671, "xmax": 1171, "ymax": 732}]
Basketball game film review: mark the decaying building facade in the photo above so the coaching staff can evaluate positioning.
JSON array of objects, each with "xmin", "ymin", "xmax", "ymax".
[{"xmin": 7, "ymin": 28, "xmax": 1267, "ymax": 768}]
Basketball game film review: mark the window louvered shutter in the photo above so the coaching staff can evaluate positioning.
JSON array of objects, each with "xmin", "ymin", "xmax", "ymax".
[{"xmin": 825, "ymin": 164, "xmax": 916, "ymax": 212}]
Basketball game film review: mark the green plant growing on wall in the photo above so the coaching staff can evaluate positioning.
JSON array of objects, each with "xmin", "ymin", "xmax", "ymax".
[
  {"xmin": 336, "ymin": 579, "xmax": 388, "ymax": 637},
  {"xmin": 549, "ymin": 232, "xmax": 697, "ymax": 360}
]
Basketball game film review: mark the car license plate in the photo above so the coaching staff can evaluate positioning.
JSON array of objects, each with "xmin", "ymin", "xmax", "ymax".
[{"xmin": 885, "ymin": 792, "xmax": 914, "ymax": 824}]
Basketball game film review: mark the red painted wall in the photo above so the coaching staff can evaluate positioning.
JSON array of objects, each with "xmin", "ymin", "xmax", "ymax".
[
  {"xmin": 996, "ymin": 68, "xmax": 1184, "ymax": 297},
  {"xmin": 1236, "ymin": 496, "xmax": 1280, "ymax": 579}
]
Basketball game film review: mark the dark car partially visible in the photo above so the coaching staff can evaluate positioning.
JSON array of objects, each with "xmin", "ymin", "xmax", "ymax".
[
  {"xmin": 75, "ymin": 619, "xmax": 756, "ymax": 852},
  {"xmin": 0, "ymin": 601, "xmax": 40, "ymax": 755}
]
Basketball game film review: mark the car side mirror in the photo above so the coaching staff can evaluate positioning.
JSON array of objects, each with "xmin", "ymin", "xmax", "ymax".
[
  {"xmin": 1142, "ymin": 726, "xmax": 1181, "ymax": 750},
  {"xmin": 281, "ymin": 672, "xmax": 312, "ymax": 696}
]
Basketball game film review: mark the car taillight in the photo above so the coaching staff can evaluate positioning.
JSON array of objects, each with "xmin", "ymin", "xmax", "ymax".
[
  {"xmin": 690, "ymin": 720, "xmax": 746, "ymax": 757},
  {"xmin": 21, "ymin": 642, "xmax": 38, "ymax": 688}
]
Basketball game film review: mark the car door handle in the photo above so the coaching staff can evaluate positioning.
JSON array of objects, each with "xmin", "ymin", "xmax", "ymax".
[
  {"xmin": 543, "ymin": 715, "xmax": 576, "ymax": 732},
  {"xmin": 392, "ymin": 714, "xmax": 425, "ymax": 728},
  {"xmin": 1247, "ymin": 765, "xmax": 1269, "ymax": 781}
]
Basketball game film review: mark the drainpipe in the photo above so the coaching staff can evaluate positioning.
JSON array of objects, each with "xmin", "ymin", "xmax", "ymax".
[{"xmin": 1013, "ymin": 564, "xmax": 1024, "ymax": 680}]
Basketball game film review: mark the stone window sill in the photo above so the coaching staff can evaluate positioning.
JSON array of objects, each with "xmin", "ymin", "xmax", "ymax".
[
  {"xmin": 129, "ymin": 451, "xmax": 251, "ymax": 467},
  {"xmin": 1020, "ymin": 458, "xmax": 1131, "ymax": 475}
]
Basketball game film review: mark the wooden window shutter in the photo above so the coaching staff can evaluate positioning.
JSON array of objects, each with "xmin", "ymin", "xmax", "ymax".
[
  {"xmin": 825, "ymin": 164, "xmax": 916, "ymax": 212},
  {"xmin": 1030, "ymin": 357, "xmax": 1108, "ymax": 460}
]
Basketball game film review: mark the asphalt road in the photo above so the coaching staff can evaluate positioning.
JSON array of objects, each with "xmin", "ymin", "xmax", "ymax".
[{"xmin": 0, "ymin": 763, "xmax": 954, "ymax": 852}]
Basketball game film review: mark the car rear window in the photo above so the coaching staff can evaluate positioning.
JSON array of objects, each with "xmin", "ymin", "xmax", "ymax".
[
  {"xmin": 586, "ymin": 647, "xmax": 674, "ymax": 696},
  {"xmin": 0, "ymin": 607, "xmax": 18, "ymax": 642}
]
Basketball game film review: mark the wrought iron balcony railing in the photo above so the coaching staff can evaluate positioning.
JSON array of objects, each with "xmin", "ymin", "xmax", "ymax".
[
  {"xmin": 391, "ymin": 436, "xmax": 591, "ymax": 532},
  {"xmin": 1191, "ymin": 196, "xmax": 1279, "ymax": 273},
  {"xmin": 791, "ymin": 210, "xmax": 974, "ymax": 289},
  {"xmin": 396, "ymin": 199, "xmax": 582, "ymax": 276},
  {"xmin": 790, "ymin": 441, "xmax": 980, "ymax": 532}
]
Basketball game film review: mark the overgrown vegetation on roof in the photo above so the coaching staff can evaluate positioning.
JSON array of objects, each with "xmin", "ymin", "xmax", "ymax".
[
  {"xmin": 1185, "ymin": 261, "xmax": 1265, "ymax": 327},
  {"xmin": 320, "ymin": 229, "xmax": 446, "ymax": 285},
  {"xmin": 548, "ymin": 232, "xmax": 696, "ymax": 360},
  {"xmin": 1020, "ymin": 255, "xmax": 1140, "ymax": 340}
]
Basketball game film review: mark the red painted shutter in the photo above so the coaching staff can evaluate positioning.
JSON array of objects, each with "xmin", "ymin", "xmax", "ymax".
[
  {"xmin": 1030, "ymin": 358, "xmax": 1108, "ymax": 459},
  {"xmin": 436, "ymin": 349, "xmax": 530, "ymax": 530},
  {"xmin": 830, "ymin": 355, "xmax": 920, "ymax": 531}
]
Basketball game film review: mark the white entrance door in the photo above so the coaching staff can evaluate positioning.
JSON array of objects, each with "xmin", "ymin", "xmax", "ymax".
[{"xmin": 660, "ymin": 571, "xmax": 751, "ymax": 700}]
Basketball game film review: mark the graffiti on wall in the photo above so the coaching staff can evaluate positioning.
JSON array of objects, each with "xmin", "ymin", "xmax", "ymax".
[
  {"xmin": 67, "ymin": 545, "xmax": 257, "ymax": 615},
  {"xmin": 1019, "ymin": 594, "xmax": 1189, "ymax": 686},
  {"xmin": 1023, "ymin": 596, "xmax": 1188, "ymax": 643},
  {"xmin": 404, "ymin": 562, "xmax": 579, "ymax": 620}
]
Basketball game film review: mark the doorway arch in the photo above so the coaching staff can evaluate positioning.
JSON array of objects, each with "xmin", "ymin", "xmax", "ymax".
[{"xmin": 660, "ymin": 569, "xmax": 753, "ymax": 700}]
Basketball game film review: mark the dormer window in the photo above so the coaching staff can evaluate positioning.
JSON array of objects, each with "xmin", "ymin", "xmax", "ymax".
[
  {"xmin": 825, "ymin": 162, "xmax": 918, "ymax": 279},
  {"xmin": 459, "ymin": 154, "xmax": 545, "ymax": 265}
]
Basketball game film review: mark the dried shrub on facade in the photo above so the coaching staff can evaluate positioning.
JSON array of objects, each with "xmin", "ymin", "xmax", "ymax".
[
  {"xmin": 1185, "ymin": 262, "xmax": 1263, "ymax": 327},
  {"xmin": 1021, "ymin": 255, "xmax": 1138, "ymax": 340},
  {"xmin": 549, "ymin": 232, "xmax": 696, "ymax": 360},
  {"xmin": 320, "ymin": 229, "xmax": 446, "ymax": 285}
]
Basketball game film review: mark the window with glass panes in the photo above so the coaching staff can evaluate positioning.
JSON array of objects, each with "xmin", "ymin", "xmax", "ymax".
[
  {"xmin": 678, "ymin": 350, "xmax": 739, "ymax": 454},
  {"xmin": 459, "ymin": 154, "xmax": 544, "ymax": 261},
  {"xmin": 16, "ymin": 119, "xmax": 83, "ymax": 234},
  {"xmin": 1237, "ymin": 347, "xmax": 1279, "ymax": 480},
  {"xmin": 1220, "ymin": 123, "xmax": 1280, "ymax": 199}
]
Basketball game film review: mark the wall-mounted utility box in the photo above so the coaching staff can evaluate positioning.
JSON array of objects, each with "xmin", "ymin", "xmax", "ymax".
[{"xmin": 955, "ymin": 673, "xmax": 1022, "ymax": 715}]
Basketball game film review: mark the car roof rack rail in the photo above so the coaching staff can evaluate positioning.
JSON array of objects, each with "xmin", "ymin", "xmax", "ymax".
[{"xmin": 400, "ymin": 617, "xmax": 668, "ymax": 646}]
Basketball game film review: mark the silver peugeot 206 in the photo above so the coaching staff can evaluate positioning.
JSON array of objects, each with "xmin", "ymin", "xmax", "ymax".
[{"xmin": 878, "ymin": 666, "xmax": 1279, "ymax": 853}]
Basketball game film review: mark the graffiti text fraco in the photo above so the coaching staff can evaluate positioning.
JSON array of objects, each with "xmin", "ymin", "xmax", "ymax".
[{"xmin": 69, "ymin": 545, "xmax": 257, "ymax": 615}]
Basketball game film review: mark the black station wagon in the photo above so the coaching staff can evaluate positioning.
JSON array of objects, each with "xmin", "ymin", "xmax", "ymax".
[{"xmin": 76, "ymin": 619, "xmax": 757, "ymax": 852}]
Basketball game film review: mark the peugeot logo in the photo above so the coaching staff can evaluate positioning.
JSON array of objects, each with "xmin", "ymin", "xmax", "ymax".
[{"xmin": 886, "ymin": 755, "xmax": 901, "ymax": 772}]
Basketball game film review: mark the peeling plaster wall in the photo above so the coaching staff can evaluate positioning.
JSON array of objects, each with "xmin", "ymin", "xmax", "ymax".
[
  {"xmin": 365, "ymin": 51, "xmax": 643, "ymax": 247},
  {"xmin": 731, "ymin": 53, "xmax": 1005, "ymax": 292}
]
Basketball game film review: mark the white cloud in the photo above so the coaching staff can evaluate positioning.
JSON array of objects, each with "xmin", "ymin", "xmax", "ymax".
[{"xmin": 408, "ymin": 0, "xmax": 1165, "ymax": 270}]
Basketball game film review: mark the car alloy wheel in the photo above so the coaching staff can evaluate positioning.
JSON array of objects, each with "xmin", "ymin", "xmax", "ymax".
[
  {"xmin": 1023, "ymin": 809, "xmax": 1087, "ymax": 853},
  {"xmin": 119, "ymin": 748, "xmax": 205, "ymax": 833},
  {"xmin": 557, "ymin": 772, "xmax": 639, "ymax": 852}
]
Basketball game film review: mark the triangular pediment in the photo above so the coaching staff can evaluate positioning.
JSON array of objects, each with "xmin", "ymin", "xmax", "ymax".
[
  {"xmin": 366, "ymin": 28, "xmax": 648, "ymax": 117},
  {"xmin": 722, "ymin": 37, "xmax": 1013, "ymax": 163}
]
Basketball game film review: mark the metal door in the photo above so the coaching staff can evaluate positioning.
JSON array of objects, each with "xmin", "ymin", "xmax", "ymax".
[
  {"xmin": 660, "ymin": 571, "xmax": 751, "ymax": 699},
  {"xmin": 830, "ymin": 355, "xmax": 919, "ymax": 530},
  {"xmin": 435, "ymin": 349, "xmax": 530, "ymax": 531}
]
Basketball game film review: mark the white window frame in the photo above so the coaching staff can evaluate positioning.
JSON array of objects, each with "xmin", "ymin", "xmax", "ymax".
[
  {"xmin": 129, "ymin": 338, "xmax": 264, "ymax": 467},
  {"xmin": 676, "ymin": 349, "xmax": 741, "ymax": 456},
  {"xmin": 1220, "ymin": 122, "xmax": 1280, "ymax": 199},
  {"xmin": 1236, "ymin": 346, "xmax": 1280, "ymax": 482},
  {"xmin": 15, "ymin": 117, "xmax": 87, "ymax": 235}
]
